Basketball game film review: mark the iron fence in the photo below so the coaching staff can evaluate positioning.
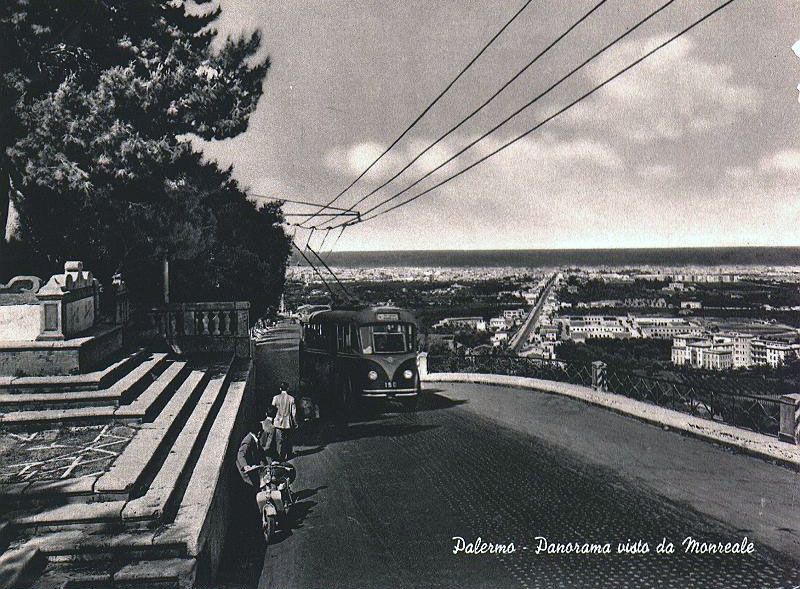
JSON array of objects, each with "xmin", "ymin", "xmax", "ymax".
[
  {"xmin": 427, "ymin": 354, "xmax": 593, "ymax": 387},
  {"xmin": 427, "ymin": 354, "xmax": 790, "ymax": 438},
  {"xmin": 605, "ymin": 367, "xmax": 786, "ymax": 437}
]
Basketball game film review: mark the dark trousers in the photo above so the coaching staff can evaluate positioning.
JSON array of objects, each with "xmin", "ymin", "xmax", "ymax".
[{"xmin": 275, "ymin": 427, "xmax": 293, "ymax": 460}]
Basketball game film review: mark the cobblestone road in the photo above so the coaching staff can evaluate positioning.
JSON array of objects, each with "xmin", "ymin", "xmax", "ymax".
[{"xmin": 216, "ymin": 387, "xmax": 800, "ymax": 589}]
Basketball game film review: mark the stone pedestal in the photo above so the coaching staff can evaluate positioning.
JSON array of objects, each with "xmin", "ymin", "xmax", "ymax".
[
  {"xmin": 779, "ymin": 393, "xmax": 800, "ymax": 444},
  {"xmin": 36, "ymin": 261, "xmax": 98, "ymax": 341},
  {"xmin": 417, "ymin": 352, "xmax": 429, "ymax": 378},
  {"xmin": 0, "ymin": 262, "xmax": 122, "ymax": 376},
  {"xmin": 592, "ymin": 361, "xmax": 607, "ymax": 391}
]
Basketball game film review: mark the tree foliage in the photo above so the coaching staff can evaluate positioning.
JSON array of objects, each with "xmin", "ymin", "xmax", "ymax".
[{"xmin": 1, "ymin": 1, "xmax": 290, "ymax": 317}]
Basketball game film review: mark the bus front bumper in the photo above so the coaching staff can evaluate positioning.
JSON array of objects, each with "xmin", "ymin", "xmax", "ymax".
[{"xmin": 362, "ymin": 388, "xmax": 418, "ymax": 398}]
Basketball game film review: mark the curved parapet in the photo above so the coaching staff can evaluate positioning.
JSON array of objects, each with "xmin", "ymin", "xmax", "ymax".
[{"xmin": 0, "ymin": 276, "xmax": 42, "ymax": 304}]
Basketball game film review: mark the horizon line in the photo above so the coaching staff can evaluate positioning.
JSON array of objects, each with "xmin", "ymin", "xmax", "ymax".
[{"xmin": 312, "ymin": 245, "xmax": 800, "ymax": 254}]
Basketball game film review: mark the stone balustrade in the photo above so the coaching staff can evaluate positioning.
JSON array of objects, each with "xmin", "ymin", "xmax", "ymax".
[{"xmin": 148, "ymin": 302, "xmax": 251, "ymax": 358}]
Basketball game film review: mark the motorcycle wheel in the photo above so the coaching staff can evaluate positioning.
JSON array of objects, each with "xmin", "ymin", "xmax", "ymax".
[{"xmin": 263, "ymin": 512, "xmax": 276, "ymax": 543}]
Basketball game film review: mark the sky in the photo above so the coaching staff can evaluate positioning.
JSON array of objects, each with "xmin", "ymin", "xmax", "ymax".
[{"xmin": 196, "ymin": 0, "xmax": 800, "ymax": 252}]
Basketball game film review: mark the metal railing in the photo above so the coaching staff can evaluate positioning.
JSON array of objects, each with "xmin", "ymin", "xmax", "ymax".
[
  {"xmin": 428, "ymin": 354, "xmax": 593, "ymax": 387},
  {"xmin": 427, "ymin": 354, "xmax": 790, "ymax": 438}
]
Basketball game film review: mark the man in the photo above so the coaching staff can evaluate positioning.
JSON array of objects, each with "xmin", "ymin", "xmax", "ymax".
[
  {"xmin": 235, "ymin": 417, "xmax": 273, "ymax": 542},
  {"xmin": 236, "ymin": 418, "xmax": 271, "ymax": 487},
  {"xmin": 271, "ymin": 381, "xmax": 297, "ymax": 461}
]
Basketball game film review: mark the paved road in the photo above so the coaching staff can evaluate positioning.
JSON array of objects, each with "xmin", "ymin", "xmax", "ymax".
[
  {"xmin": 509, "ymin": 273, "xmax": 557, "ymax": 353},
  {"xmin": 216, "ymin": 382, "xmax": 800, "ymax": 589}
]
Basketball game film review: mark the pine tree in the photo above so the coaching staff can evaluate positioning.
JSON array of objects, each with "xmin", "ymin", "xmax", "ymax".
[{"xmin": 2, "ymin": 1, "xmax": 290, "ymax": 315}]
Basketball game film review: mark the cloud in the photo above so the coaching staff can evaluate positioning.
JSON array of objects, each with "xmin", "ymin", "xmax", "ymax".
[
  {"xmin": 560, "ymin": 36, "xmax": 761, "ymax": 142},
  {"xmin": 760, "ymin": 149, "xmax": 800, "ymax": 173},
  {"xmin": 324, "ymin": 142, "xmax": 391, "ymax": 177},
  {"xmin": 636, "ymin": 164, "xmax": 678, "ymax": 179}
]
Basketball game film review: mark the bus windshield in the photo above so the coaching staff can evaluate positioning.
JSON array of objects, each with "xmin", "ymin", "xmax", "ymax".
[{"xmin": 360, "ymin": 323, "xmax": 413, "ymax": 354}]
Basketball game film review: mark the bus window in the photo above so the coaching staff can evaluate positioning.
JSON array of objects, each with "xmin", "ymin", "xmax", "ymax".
[
  {"xmin": 359, "ymin": 326, "xmax": 373, "ymax": 354},
  {"xmin": 336, "ymin": 323, "xmax": 356, "ymax": 352},
  {"xmin": 362, "ymin": 323, "xmax": 412, "ymax": 354}
]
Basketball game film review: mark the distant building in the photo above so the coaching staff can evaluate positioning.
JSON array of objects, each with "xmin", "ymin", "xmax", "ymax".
[
  {"xmin": 751, "ymin": 339, "xmax": 800, "ymax": 368},
  {"xmin": 491, "ymin": 331, "xmax": 509, "ymax": 346},
  {"xmin": 503, "ymin": 308, "xmax": 527, "ymax": 321},
  {"xmin": 631, "ymin": 316, "xmax": 703, "ymax": 339},
  {"xmin": 672, "ymin": 332, "xmax": 799, "ymax": 370},
  {"xmin": 672, "ymin": 335, "xmax": 733, "ymax": 370},
  {"xmin": 562, "ymin": 316, "xmax": 630, "ymax": 340},
  {"xmin": 433, "ymin": 317, "xmax": 487, "ymax": 331},
  {"xmin": 680, "ymin": 301, "xmax": 702, "ymax": 310},
  {"xmin": 731, "ymin": 333, "xmax": 755, "ymax": 368},
  {"xmin": 489, "ymin": 317, "xmax": 510, "ymax": 331},
  {"xmin": 540, "ymin": 326, "xmax": 559, "ymax": 341}
]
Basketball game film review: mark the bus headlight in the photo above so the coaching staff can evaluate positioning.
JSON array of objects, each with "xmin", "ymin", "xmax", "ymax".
[
  {"xmin": 367, "ymin": 370, "xmax": 379, "ymax": 381},
  {"xmin": 403, "ymin": 369, "xmax": 414, "ymax": 379}
]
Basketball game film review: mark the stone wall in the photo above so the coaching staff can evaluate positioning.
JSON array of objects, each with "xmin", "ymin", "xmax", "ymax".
[
  {"xmin": 0, "ymin": 305, "xmax": 40, "ymax": 341},
  {"xmin": 0, "ymin": 276, "xmax": 42, "ymax": 341}
]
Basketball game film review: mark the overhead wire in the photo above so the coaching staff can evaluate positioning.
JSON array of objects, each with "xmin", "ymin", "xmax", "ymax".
[
  {"xmin": 306, "ymin": 244, "xmax": 355, "ymax": 301},
  {"xmin": 298, "ymin": 0, "xmax": 537, "ymax": 227},
  {"xmin": 348, "ymin": 0, "xmax": 737, "ymax": 226},
  {"xmin": 308, "ymin": 0, "xmax": 610, "ymax": 229},
  {"xmin": 325, "ymin": 0, "xmax": 682, "ymax": 229},
  {"xmin": 291, "ymin": 240, "xmax": 338, "ymax": 300}
]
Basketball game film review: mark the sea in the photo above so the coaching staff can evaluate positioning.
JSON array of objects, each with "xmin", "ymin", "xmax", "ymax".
[{"xmin": 299, "ymin": 247, "xmax": 800, "ymax": 269}]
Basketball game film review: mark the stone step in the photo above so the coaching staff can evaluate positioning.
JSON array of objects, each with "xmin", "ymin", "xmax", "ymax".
[
  {"xmin": 18, "ymin": 525, "xmax": 185, "ymax": 562},
  {"xmin": 14, "ymin": 501, "xmax": 126, "ymax": 532},
  {"xmin": 0, "ymin": 349, "xmax": 147, "ymax": 394},
  {"xmin": 104, "ymin": 353, "xmax": 171, "ymax": 405},
  {"xmin": 157, "ymin": 358, "xmax": 253, "ymax": 558},
  {"xmin": 113, "ymin": 557, "xmax": 195, "ymax": 589},
  {"xmin": 6, "ymin": 359, "xmax": 232, "ymax": 531},
  {"xmin": 0, "ymin": 389, "xmax": 120, "ymax": 412},
  {"xmin": 95, "ymin": 369, "xmax": 210, "ymax": 498},
  {"xmin": 114, "ymin": 361, "xmax": 190, "ymax": 421},
  {"xmin": 0, "ymin": 545, "xmax": 46, "ymax": 589},
  {"xmin": 0, "ymin": 354, "xmax": 169, "ymax": 429},
  {"xmin": 33, "ymin": 557, "xmax": 195, "ymax": 589},
  {"xmin": 0, "ymin": 520, "xmax": 13, "ymax": 555},
  {"xmin": 122, "ymin": 360, "xmax": 233, "ymax": 522},
  {"xmin": 0, "ymin": 357, "xmax": 178, "ymax": 412}
]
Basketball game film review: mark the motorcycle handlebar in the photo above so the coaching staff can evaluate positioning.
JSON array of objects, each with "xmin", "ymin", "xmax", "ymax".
[{"xmin": 243, "ymin": 462, "xmax": 293, "ymax": 474}]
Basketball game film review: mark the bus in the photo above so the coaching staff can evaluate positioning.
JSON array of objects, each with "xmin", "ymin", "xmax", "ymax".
[{"xmin": 300, "ymin": 306, "xmax": 421, "ymax": 411}]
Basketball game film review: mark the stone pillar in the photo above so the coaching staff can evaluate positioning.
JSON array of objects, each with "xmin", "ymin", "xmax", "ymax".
[
  {"xmin": 417, "ymin": 352, "xmax": 428, "ymax": 379},
  {"xmin": 112, "ymin": 275, "xmax": 130, "ymax": 326},
  {"xmin": 779, "ymin": 393, "xmax": 800, "ymax": 444},
  {"xmin": 92, "ymin": 278, "xmax": 101, "ymax": 325},
  {"xmin": 591, "ymin": 360, "xmax": 607, "ymax": 391}
]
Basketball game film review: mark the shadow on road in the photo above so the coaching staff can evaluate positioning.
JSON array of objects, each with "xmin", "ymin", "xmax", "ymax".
[
  {"xmin": 417, "ymin": 391, "xmax": 467, "ymax": 412},
  {"xmin": 293, "ymin": 485, "xmax": 327, "ymax": 501},
  {"xmin": 322, "ymin": 421, "xmax": 440, "ymax": 444},
  {"xmin": 270, "ymin": 499, "xmax": 318, "ymax": 545}
]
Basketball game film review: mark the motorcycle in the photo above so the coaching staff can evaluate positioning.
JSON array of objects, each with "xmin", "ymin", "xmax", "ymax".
[{"xmin": 244, "ymin": 461, "xmax": 296, "ymax": 542}]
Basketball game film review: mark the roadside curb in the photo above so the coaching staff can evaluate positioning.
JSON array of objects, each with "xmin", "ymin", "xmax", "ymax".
[{"xmin": 423, "ymin": 372, "xmax": 800, "ymax": 471}]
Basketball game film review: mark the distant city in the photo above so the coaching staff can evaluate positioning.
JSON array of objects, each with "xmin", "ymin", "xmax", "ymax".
[{"xmin": 287, "ymin": 255, "xmax": 800, "ymax": 380}]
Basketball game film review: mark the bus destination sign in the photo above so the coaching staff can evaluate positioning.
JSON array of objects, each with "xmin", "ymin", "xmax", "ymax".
[{"xmin": 376, "ymin": 313, "xmax": 399, "ymax": 321}]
